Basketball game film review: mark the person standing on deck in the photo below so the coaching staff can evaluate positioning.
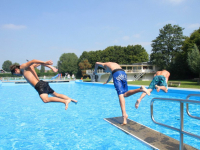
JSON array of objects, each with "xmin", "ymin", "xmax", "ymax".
[
  {"xmin": 10, "ymin": 59, "xmax": 77, "ymax": 110},
  {"xmin": 94, "ymin": 62, "xmax": 150, "ymax": 125}
]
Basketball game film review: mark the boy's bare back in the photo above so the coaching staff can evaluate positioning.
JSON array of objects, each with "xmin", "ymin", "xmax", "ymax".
[
  {"xmin": 155, "ymin": 70, "xmax": 170, "ymax": 82},
  {"xmin": 103, "ymin": 62, "xmax": 122, "ymax": 71}
]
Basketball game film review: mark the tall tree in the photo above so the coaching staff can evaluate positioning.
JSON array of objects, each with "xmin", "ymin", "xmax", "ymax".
[
  {"xmin": 150, "ymin": 24, "xmax": 186, "ymax": 69},
  {"xmin": 170, "ymin": 27, "xmax": 200, "ymax": 79},
  {"xmin": 40, "ymin": 65, "xmax": 45, "ymax": 73},
  {"xmin": 87, "ymin": 50, "xmax": 102, "ymax": 68},
  {"xmin": 35, "ymin": 68, "xmax": 40, "ymax": 74},
  {"xmin": 78, "ymin": 51, "xmax": 90, "ymax": 64},
  {"xmin": 124, "ymin": 45, "xmax": 149, "ymax": 64},
  {"xmin": 12, "ymin": 62, "xmax": 20, "ymax": 66},
  {"xmin": 78, "ymin": 45, "xmax": 149, "ymax": 68},
  {"xmin": 182, "ymin": 28, "xmax": 200, "ymax": 54},
  {"xmin": 57, "ymin": 53, "xmax": 78, "ymax": 75},
  {"xmin": 187, "ymin": 44, "xmax": 200, "ymax": 81},
  {"xmin": 78, "ymin": 59, "xmax": 92, "ymax": 76},
  {"xmin": 2, "ymin": 60, "xmax": 12, "ymax": 72}
]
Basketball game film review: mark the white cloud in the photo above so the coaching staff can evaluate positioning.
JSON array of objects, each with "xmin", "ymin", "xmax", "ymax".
[
  {"xmin": 2, "ymin": 24, "xmax": 27, "ymax": 30},
  {"xmin": 133, "ymin": 34, "xmax": 141, "ymax": 38},
  {"xmin": 161, "ymin": 0, "xmax": 185, "ymax": 5},
  {"xmin": 122, "ymin": 36, "xmax": 130, "ymax": 41},
  {"xmin": 113, "ymin": 39, "xmax": 119, "ymax": 44},
  {"xmin": 188, "ymin": 23, "xmax": 200, "ymax": 29}
]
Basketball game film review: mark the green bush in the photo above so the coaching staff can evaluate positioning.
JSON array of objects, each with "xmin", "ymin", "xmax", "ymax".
[
  {"xmin": 168, "ymin": 84, "xmax": 179, "ymax": 87},
  {"xmin": 0, "ymin": 73, "xmax": 15, "ymax": 77},
  {"xmin": 0, "ymin": 72, "xmax": 57, "ymax": 77}
]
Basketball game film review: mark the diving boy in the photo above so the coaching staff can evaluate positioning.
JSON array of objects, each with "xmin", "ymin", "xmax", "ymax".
[
  {"xmin": 10, "ymin": 59, "xmax": 77, "ymax": 110},
  {"xmin": 94, "ymin": 62, "xmax": 150, "ymax": 125},
  {"xmin": 135, "ymin": 70, "xmax": 170, "ymax": 109}
]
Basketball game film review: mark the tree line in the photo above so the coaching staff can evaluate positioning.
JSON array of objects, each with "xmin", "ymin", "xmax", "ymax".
[{"xmin": 2, "ymin": 24, "xmax": 200, "ymax": 79}]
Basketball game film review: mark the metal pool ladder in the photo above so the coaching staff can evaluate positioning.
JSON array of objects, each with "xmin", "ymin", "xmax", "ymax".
[{"xmin": 151, "ymin": 94, "xmax": 200, "ymax": 150}]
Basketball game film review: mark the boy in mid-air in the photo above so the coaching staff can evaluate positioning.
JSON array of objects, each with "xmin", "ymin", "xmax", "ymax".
[
  {"xmin": 94, "ymin": 62, "xmax": 150, "ymax": 125},
  {"xmin": 10, "ymin": 59, "xmax": 77, "ymax": 110},
  {"xmin": 135, "ymin": 70, "xmax": 170, "ymax": 109}
]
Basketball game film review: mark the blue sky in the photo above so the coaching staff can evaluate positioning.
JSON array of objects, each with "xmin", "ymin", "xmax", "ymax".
[{"xmin": 0, "ymin": 0, "xmax": 200, "ymax": 68}]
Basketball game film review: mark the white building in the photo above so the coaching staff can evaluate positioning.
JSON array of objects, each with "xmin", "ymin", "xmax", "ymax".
[
  {"xmin": 0, "ymin": 69, "xmax": 5, "ymax": 73},
  {"xmin": 86, "ymin": 62, "xmax": 159, "ymax": 82}
]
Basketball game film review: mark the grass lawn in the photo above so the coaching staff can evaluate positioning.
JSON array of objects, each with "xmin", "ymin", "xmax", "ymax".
[
  {"xmin": 127, "ymin": 80, "xmax": 200, "ymax": 89},
  {"xmin": 83, "ymin": 79, "xmax": 200, "ymax": 89}
]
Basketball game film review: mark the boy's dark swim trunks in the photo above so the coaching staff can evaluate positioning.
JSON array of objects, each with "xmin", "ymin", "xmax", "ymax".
[{"xmin": 34, "ymin": 80, "xmax": 54, "ymax": 95}]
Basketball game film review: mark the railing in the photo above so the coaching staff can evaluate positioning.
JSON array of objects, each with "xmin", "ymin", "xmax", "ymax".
[
  {"xmin": 86, "ymin": 69, "xmax": 156, "ymax": 74},
  {"xmin": 151, "ymin": 95, "xmax": 200, "ymax": 150},
  {"xmin": 86, "ymin": 69, "xmax": 106, "ymax": 74},
  {"xmin": 1, "ymin": 76, "xmax": 70, "ymax": 81},
  {"xmin": 135, "ymin": 73, "xmax": 145, "ymax": 81},
  {"xmin": 186, "ymin": 94, "xmax": 200, "ymax": 120}
]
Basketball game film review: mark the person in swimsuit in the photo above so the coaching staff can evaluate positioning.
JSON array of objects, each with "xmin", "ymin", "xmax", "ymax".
[
  {"xmin": 94, "ymin": 62, "xmax": 150, "ymax": 125},
  {"xmin": 135, "ymin": 70, "xmax": 170, "ymax": 109},
  {"xmin": 10, "ymin": 59, "xmax": 77, "ymax": 110}
]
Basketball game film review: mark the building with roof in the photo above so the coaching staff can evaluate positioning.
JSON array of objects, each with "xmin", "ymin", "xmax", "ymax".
[{"xmin": 86, "ymin": 62, "xmax": 159, "ymax": 82}]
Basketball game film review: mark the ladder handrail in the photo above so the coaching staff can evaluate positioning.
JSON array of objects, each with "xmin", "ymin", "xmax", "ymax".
[
  {"xmin": 151, "ymin": 96, "xmax": 200, "ymax": 150},
  {"xmin": 135, "ymin": 73, "xmax": 145, "ymax": 81},
  {"xmin": 186, "ymin": 94, "xmax": 200, "ymax": 120}
]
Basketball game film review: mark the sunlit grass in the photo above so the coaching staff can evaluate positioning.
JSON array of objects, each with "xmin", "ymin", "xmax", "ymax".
[
  {"xmin": 83, "ymin": 79, "xmax": 200, "ymax": 89},
  {"xmin": 127, "ymin": 80, "xmax": 200, "ymax": 89}
]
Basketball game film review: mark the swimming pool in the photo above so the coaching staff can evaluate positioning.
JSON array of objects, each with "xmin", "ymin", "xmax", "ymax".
[{"xmin": 0, "ymin": 81, "xmax": 199, "ymax": 149}]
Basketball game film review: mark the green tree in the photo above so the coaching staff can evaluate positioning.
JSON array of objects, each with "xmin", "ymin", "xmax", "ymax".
[
  {"xmin": 57, "ymin": 53, "xmax": 78, "ymax": 75},
  {"xmin": 150, "ymin": 24, "xmax": 186, "ymax": 69},
  {"xmin": 35, "ymin": 68, "xmax": 40, "ymax": 74},
  {"xmin": 170, "ymin": 27, "xmax": 200, "ymax": 79},
  {"xmin": 12, "ymin": 62, "xmax": 20, "ymax": 66},
  {"xmin": 187, "ymin": 44, "xmax": 200, "ymax": 81},
  {"xmin": 182, "ymin": 28, "xmax": 200, "ymax": 53},
  {"xmin": 78, "ymin": 51, "xmax": 90, "ymax": 64},
  {"xmin": 78, "ymin": 45, "xmax": 149, "ymax": 70},
  {"xmin": 40, "ymin": 65, "xmax": 45, "ymax": 73},
  {"xmin": 2, "ymin": 60, "xmax": 12, "ymax": 72},
  {"xmin": 78, "ymin": 59, "xmax": 92, "ymax": 76},
  {"xmin": 124, "ymin": 45, "xmax": 149, "ymax": 64},
  {"xmin": 87, "ymin": 50, "xmax": 102, "ymax": 68}
]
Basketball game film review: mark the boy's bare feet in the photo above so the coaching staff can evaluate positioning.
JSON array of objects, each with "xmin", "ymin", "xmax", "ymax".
[
  {"xmin": 71, "ymin": 99, "xmax": 78, "ymax": 104},
  {"xmin": 121, "ymin": 114, "xmax": 128, "ymax": 125},
  {"xmin": 135, "ymin": 100, "xmax": 140, "ymax": 109},
  {"xmin": 155, "ymin": 85, "xmax": 160, "ymax": 92},
  {"xmin": 140, "ymin": 86, "xmax": 150, "ymax": 95},
  {"xmin": 65, "ymin": 99, "xmax": 71, "ymax": 110}
]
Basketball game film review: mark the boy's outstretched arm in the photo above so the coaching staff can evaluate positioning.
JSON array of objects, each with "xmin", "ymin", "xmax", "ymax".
[
  {"xmin": 45, "ymin": 65, "xmax": 58, "ymax": 73},
  {"xmin": 20, "ymin": 59, "xmax": 53, "ymax": 70},
  {"xmin": 32, "ymin": 64, "xmax": 58, "ymax": 73},
  {"xmin": 94, "ymin": 62, "xmax": 104, "ymax": 74}
]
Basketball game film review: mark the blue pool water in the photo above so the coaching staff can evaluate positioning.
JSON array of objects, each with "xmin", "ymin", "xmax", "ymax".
[{"xmin": 0, "ymin": 81, "xmax": 200, "ymax": 149}]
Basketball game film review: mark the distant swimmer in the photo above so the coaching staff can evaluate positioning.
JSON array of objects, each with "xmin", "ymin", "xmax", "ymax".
[
  {"xmin": 94, "ymin": 62, "xmax": 150, "ymax": 125},
  {"xmin": 135, "ymin": 70, "xmax": 170, "ymax": 109},
  {"xmin": 10, "ymin": 59, "xmax": 77, "ymax": 110}
]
